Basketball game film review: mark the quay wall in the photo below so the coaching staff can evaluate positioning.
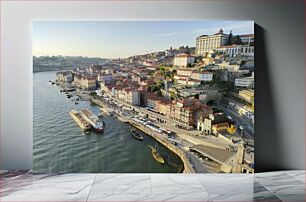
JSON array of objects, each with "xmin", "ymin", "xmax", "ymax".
[
  {"xmin": 129, "ymin": 120, "xmax": 195, "ymax": 173},
  {"xmin": 91, "ymin": 96, "xmax": 195, "ymax": 173}
]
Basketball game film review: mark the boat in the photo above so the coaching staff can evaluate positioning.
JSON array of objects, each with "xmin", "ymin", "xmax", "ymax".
[
  {"xmin": 130, "ymin": 129, "xmax": 143, "ymax": 140},
  {"xmin": 148, "ymin": 144, "xmax": 165, "ymax": 164},
  {"xmin": 80, "ymin": 109, "xmax": 105, "ymax": 133},
  {"xmin": 69, "ymin": 109, "xmax": 91, "ymax": 131}
]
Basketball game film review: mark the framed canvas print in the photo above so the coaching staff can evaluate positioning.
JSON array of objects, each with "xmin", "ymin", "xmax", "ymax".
[{"xmin": 33, "ymin": 21, "xmax": 254, "ymax": 173}]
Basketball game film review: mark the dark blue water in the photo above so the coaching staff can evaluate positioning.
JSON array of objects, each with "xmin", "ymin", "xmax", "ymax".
[{"xmin": 33, "ymin": 71, "xmax": 183, "ymax": 173}]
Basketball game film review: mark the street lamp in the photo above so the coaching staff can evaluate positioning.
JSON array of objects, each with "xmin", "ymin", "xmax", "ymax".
[{"xmin": 239, "ymin": 125, "xmax": 244, "ymax": 139}]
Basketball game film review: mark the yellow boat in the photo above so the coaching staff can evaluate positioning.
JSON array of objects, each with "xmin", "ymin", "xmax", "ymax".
[
  {"xmin": 149, "ymin": 145, "xmax": 165, "ymax": 164},
  {"xmin": 227, "ymin": 125, "xmax": 237, "ymax": 134}
]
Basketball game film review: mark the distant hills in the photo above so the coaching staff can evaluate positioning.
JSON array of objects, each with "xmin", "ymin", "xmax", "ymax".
[{"xmin": 33, "ymin": 55, "xmax": 108, "ymax": 72}]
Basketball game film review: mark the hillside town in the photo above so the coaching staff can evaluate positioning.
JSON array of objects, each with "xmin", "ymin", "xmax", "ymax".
[{"xmin": 53, "ymin": 28, "xmax": 254, "ymax": 173}]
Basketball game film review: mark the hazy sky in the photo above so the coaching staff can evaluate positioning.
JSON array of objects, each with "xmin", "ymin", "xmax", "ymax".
[{"xmin": 33, "ymin": 21, "xmax": 254, "ymax": 58}]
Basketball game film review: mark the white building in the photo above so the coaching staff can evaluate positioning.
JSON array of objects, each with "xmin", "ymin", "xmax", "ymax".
[
  {"xmin": 176, "ymin": 78, "xmax": 201, "ymax": 86},
  {"xmin": 217, "ymin": 61, "xmax": 240, "ymax": 71},
  {"xmin": 191, "ymin": 71, "xmax": 213, "ymax": 81},
  {"xmin": 235, "ymin": 75, "xmax": 254, "ymax": 88},
  {"xmin": 117, "ymin": 88, "xmax": 140, "ymax": 106},
  {"xmin": 173, "ymin": 54, "xmax": 195, "ymax": 67},
  {"xmin": 240, "ymin": 34, "xmax": 254, "ymax": 45},
  {"xmin": 216, "ymin": 45, "xmax": 254, "ymax": 57},
  {"xmin": 196, "ymin": 29, "xmax": 228, "ymax": 55},
  {"xmin": 176, "ymin": 68, "xmax": 194, "ymax": 76}
]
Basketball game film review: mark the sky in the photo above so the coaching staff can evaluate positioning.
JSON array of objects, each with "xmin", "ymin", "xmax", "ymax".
[{"xmin": 33, "ymin": 21, "xmax": 254, "ymax": 59}]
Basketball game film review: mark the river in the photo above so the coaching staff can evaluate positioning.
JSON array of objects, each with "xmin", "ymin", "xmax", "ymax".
[{"xmin": 33, "ymin": 71, "xmax": 183, "ymax": 173}]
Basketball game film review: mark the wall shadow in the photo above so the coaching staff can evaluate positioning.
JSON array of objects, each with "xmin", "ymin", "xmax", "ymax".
[{"xmin": 255, "ymin": 24, "xmax": 284, "ymax": 172}]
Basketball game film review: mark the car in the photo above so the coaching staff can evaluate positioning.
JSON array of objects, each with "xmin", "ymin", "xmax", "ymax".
[{"xmin": 171, "ymin": 141, "xmax": 177, "ymax": 145}]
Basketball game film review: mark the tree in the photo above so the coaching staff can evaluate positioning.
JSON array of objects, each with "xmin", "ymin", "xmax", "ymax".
[
  {"xmin": 232, "ymin": 35, "xmax": 242, "ymax": 45},
  {"xmin": 226, "ymin": 31, "xmax": 233, "ymax": 45}
]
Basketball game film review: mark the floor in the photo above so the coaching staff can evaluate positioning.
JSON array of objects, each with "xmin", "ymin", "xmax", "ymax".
[{"xmin": 0, "ymin": 170, "xmax": 305, "ymax": 202}]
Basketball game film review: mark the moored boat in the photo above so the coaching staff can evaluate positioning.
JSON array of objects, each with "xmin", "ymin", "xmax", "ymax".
[
  {"xmin": 69, "ymin": 109, "xmax": 91, "ymax": 131},
  {"xmin": 130, "ymin": 129, "xmax": 143, "ymax": 140},
  {"xmin": 80, "ymin": 109, "xmax": 105, "ymax": 133},
  {"xmin": 149, "ymin": 144, "xmax": 165, "ymax": 164}
]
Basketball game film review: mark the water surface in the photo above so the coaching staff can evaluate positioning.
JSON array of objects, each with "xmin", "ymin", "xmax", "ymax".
[{"xmin": 33, "ymin": 71, "xmax": 183, "ymax": 173}]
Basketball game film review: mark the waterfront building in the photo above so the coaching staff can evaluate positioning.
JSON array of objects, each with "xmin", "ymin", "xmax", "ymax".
[
  {"xmin": 156, "ymin": 100, "xmax": 171, "ymax": 116},
  {"xmin": 173, "ymin": 54, "xmax": 195, "ymax": 67},
  {"xmin": 82, "ymin": 77, "xmax": 97, "ymax": 90},
  {"xmin": 195, "ymin": 28, "xmax": 229, "ymax": 55},
  {"xmin": 117, "ymin": 88, "xmax": 140, "ymax": 106},
  {"xmin": 73, "ymin": 75, "xmax": 82, "ymax": 88},
  {"xmin": 73, "ymin": 74, "xmax": 97, "ymax": 90},
  {"xmin": 56, "ymin": 71, "xmax": 73, "ymax": 83},
  {"xmin": 216, "ymin": 44, "xmax": 254, "ymax": 57},
  {"xmin": 147, "ymin": 98, "xmax": 158, "ymax": 109},
  {"xmin": 141, "ymin": 92, "xmax": 161, "ymax": 109},
  {"xmin": 169, "ymin": 98, "xmax": 211, "ymax": 127},
  {"xmin": 235, "ymin": 74, "xmax": 254, "ymax": 88}
]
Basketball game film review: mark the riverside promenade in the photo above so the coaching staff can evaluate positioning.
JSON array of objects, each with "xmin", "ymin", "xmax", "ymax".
[{"xmin": 90, "ymin": 97, "xmax": 195, "ymax": 173}]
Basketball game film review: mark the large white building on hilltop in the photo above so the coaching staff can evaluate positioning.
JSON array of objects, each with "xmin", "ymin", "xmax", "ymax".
[
  {"xmin": 196, "ymin": 29, "xmax": 254, "ymax": 56},
  {"xmin": 196, "ymin": 28, "xmax": 229, "ymax": 55},
  {"xmin": 173, "ymin": 53, "xmax": 195, "ymax": 67}
]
